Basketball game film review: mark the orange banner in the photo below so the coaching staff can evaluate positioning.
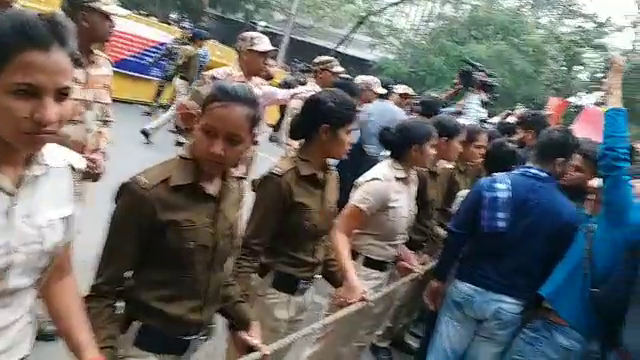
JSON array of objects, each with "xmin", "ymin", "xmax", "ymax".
[
  {"xmin": 571, "ymin": 106, "xmax": 604, "ymax": 143},
  {"xmin": 546, "ymin": 97, "xmax": 570, "ymax": 126}
]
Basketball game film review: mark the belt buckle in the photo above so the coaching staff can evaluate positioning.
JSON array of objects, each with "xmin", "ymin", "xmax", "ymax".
[
  {"xmin": 295, "ymin": 278, "xmax": 314, "ymax": 296},
  {"xmin": 178, "ymin": 328, "xmax": 208, "ymax": 341}
]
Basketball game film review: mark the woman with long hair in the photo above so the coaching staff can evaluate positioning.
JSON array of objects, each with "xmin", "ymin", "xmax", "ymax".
[{"xmin": 0, "ymin": 9, "xmax": 102, "ymax": 360}]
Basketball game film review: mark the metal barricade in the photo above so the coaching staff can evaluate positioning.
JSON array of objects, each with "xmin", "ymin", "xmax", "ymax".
[{"xmin": 191, "ymin": 264, "xmax": 434, "ymax": 360}]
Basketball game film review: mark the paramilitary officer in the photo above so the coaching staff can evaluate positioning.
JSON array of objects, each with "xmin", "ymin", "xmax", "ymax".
[{"xmin": 85, "ymin": 82, "xmax": 268, "ymax": 360}]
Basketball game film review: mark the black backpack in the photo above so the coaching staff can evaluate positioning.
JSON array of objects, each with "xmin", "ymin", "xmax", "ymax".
[{"xmin": 584, "ymin": 223, "xmax": 639, "ymax": 358}]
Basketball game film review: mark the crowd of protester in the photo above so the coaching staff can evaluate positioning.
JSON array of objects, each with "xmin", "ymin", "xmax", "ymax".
[{"xmin": 0, "ymin": 3, "xmax": 638, "ymax": 360}]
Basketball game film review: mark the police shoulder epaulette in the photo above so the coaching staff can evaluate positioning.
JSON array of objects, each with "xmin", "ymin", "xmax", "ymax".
[
  {"xmin": 270, "ymin": 157, "xmax": 296, "ymax": 176},
  {"xmin": 131, "ymin": 158, "xmax": 177, "ymax": 190},
  {"xmin": 92, "ymin": 50, "xmax": 114, "ymax": 66},
  {"xmin": 437, "ymin": 160, "xmax": 455, "ymax": 170}
]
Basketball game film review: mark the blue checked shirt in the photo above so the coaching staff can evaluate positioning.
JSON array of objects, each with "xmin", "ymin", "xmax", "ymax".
[
  {"xmin": 481, "ymin": 173, "xmax": 511, "ymax": 232},
  {"xmin": 433, "ymin": 165, "xmax": 580, "ymax": 301}
]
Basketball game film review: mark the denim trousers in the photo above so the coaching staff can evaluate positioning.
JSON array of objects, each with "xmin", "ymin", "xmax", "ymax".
[
  {"xmin": 426, "ymin": 280, "xmax": 524, "ymax": 360},
  {"xmin": 504, "ymin": 317, "xmax": 588, "ymax": 359}
]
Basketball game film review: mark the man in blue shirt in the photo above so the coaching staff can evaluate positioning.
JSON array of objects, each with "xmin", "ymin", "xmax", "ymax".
[
  {"xmin": 423, "ymin": 125, "xmax": 581, "ymax": 359},
  {"xmin": 356, "ymin": 76, "xmax": 407, "ymax": 161},
  {"xmin": 336, "ymin": 76, "xmax": 407, "ymax": 209},
  {"xmin": 506, "ymin": 56, "xmax": 640, "ymax": 359}
]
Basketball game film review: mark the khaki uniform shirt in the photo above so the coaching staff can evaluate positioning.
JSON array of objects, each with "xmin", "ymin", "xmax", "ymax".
[
  {"xmin": 406, "ymin": 163, "xmax": 454, "ymax": 256},
  {"xmin": 233, "ymin": 155, "xmax": 342, "ymax": 299},
  {"xmin": 85, "ymin": 151, "xmax": 251, "ymax": 356},
  {"xmin": 62, "ymin": 49, "xmax": 114, "ymax": 156},
  {"xmin": 441, "ymin": 161, "xmax": 483, "ymax": 223},
  {"xmin": 349, "ymin": 159, "xmax": 418, "ymax": 262}
]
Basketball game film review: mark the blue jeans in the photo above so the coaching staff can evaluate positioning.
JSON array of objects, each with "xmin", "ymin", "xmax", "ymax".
[
  {"xmin": 505, "ymin": 318, "xmax": 587, "ymax": 359},
  {"xmin": 426, "ymin": 280, "xmax": 524, "ymax": 360}
]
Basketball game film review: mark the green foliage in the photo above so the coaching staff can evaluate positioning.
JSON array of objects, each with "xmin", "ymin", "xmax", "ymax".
[
  {"xmin": 375, "ymin": 0, "xmax": 615, "ymax": 113},
  {"xmin": 624, "ymin": 59, "xmax": 640, "ymax": 130},
  {"xmin": 120, "ymin": 0, "xmax": 205, "ymax": 21}
]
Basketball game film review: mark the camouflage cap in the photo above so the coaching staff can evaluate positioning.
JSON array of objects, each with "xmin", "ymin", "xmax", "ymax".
[
  {"xmin": 354, "ymin": 75, "xmax": 387, "ymax": 95},
  {"xmin": 312, "ymin": 56, "xmax": 346, "ymax": 74},
  {"xmin": 65, "ymin": 0, "xmax": 131, "ymax": 16},
  {"xmin": 235, "ymin": 32, "xmax": 277, "ymax": 53},
  {"xmin": 392, "ymin": 84, "xmax": 417, "ymax": 96}
]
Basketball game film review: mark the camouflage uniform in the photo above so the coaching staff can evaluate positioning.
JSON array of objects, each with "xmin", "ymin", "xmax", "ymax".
[
  {"xmin": 279, "ymin": 56, "xmax": 346, "ymax": 156},
  {"xmin": 64, "ymin": 49, "xmax": 115, "ymax": 160}
]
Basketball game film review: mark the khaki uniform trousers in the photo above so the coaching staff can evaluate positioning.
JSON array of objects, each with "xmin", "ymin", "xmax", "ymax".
[
  {"xmin": 373, "ymin": 269, "xmax": 432, "ymax": 347},
  {"xmin": 304, "ymin": 258, "xmax": 396, "ymax": 360},
  {"xmin": 226, "ymin": 272, "xmax": 319, "ymax": 360}
]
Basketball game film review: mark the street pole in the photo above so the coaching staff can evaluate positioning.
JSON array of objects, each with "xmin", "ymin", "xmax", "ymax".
[{"xmin": 276, "ymin": 0, "xmax": 302, "ymax": 66}]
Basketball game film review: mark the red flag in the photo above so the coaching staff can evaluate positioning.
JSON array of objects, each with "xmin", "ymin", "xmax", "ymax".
[
  {"xmin": 571, "ymin": 106, "xmax": 605, "ymax": 143},
  {"xmin": 546, "ymin": 97, "xmax": 570, "ymax": 126}
]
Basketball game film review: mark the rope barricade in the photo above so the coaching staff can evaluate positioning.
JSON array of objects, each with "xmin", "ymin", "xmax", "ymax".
[{"xmin": 191, "ymin": 263, "xmax": 435, "ymax": 360}]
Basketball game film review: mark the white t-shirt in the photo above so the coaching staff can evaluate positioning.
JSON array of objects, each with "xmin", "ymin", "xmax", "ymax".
[
  {"xmin": 0, "ymin": 144, "xmax": 77, "ymax": 359},
  {"xmin": 458, "ymin": 92, "xmax": 489, "ymax": 124}
]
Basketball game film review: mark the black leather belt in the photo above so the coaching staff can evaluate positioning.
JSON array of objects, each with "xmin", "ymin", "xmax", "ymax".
[
  {"xmin": 351, "ymin": 250, "xmax": 393, "ymax": 272},
  {"xmin": 262, "ymin": 269, "xmax": 316, "ymax": 296},
  {"xmin": 133, "ymin": 323, "xmax": 206, "ymax": 356}
]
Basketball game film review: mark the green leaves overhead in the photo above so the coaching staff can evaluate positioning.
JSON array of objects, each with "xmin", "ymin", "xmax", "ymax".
[{"xmin": 375, "ymin": 0, "xmax": 618, "ymax": 112}]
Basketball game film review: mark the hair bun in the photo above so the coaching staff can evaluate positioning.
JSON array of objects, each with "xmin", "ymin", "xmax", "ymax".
[
  {"xmin": 288, "ymin": 113, "xmax": 308, "ymax": 141},
  {"xmin": 378, "ymin": 126, "xmax": 399, "ymax": 152}
]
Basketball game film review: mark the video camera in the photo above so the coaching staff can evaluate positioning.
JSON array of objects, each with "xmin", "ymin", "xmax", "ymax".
[{"xmin": 457, "ymin": 58, "xmax": 499, "ymax": 94}]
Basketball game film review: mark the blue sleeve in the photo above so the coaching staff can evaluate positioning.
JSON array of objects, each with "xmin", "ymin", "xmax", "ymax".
[
  {"xmin": 359, "ymin": 115, "xmax": 384, "ymax": 157},
  {"xmin": 599, "ymin": 108, "xmax": 632, "ymax": 226},
  {"xmin": 433, "ymin": 180, "xmax": 483, "ymax": 281}
]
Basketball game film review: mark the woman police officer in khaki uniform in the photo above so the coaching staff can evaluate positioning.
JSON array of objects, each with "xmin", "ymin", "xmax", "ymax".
[
  {"xmin": 307, "ymin": 119, "xmax": 439, "ymax": 359},
  {"xmin": 442, "ymin": 124, "xmax": 488, "ymax": 215},
  {"xmin": 84, "ymin": 82, "xmax": 268, "ymax": 360},
  {"xmin": 231, "ymin": 89, "xmax": 357, "ymax": 359}
]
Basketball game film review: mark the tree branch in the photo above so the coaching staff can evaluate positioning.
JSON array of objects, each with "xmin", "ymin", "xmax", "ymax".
[{"xmin": 333, "ymin": 0, "xmax": 415, "ymax": 51}]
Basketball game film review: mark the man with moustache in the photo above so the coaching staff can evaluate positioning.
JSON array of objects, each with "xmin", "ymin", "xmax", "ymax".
[{"xmin": 512, "ymin": 110, "xmax": 550, "ymax": 160}]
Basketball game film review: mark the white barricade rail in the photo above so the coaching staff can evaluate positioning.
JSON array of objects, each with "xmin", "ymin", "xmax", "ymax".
[{"xmin": 191, "ymin": 264, "xmax": 434, "ymax": 360}]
